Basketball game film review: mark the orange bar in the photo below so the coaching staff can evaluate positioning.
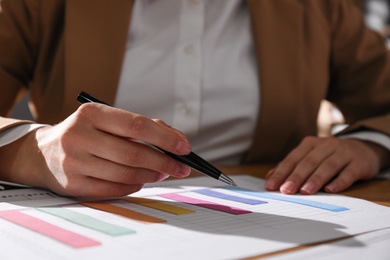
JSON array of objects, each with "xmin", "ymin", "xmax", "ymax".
[
  {"xmin": 81, "ymin": 201, "xmax": 166, "ymax": 224},
  {"xmin": 124, "ymin": 197, "xmax": 195, "ymax": 215}
]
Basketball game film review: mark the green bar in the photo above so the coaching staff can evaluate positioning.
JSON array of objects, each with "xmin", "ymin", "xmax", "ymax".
[{"xmin": 37, "ymin": 207, "xmax": 136, "ymax": 236}]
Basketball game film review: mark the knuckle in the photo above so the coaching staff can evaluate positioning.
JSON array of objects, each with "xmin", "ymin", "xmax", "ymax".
[
  {"xmin": 128, "ymin": 115, "xmax": 148, "ymax": 136},
  {"xmin": 76, "ymin": 103, "xmax": 96, "ymax": 121},
  {"xmin": 118, "ymin": 167, "xmax": 137, "ymax": 183},
  {"xmin": 302, "ymin": 155, "xmax": 319, "ymax": 169},
  {"xmin": 324, "ymin": 136, "xmax": 340, "ymax": 148},
  {"xmin": 281, "ymin": 154, "xmax": 299, "ymax": 169},
  {"xmin": 301, "ymin": 136, "xmax": 316, "ymax": 146},
  {"xmin": 123, "ymin": 145, "xmax": 144, "ymax": 164},
  {"xmin": 323, "ymin": 158, "xmax": 341, "ymax": 172}
]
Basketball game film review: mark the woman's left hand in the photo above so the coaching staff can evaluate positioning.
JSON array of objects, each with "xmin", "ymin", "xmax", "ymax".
[{"xmin": 265, "ymin": 136, "xmax": 390, "ymax": 195}]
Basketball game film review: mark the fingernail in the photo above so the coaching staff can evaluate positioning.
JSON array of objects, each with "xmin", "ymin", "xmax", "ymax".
[
  {"xmin": 157, "ymin": 173, "xmax": 170, "ymax": 181},
  {"xmin": 300, "ymin": 182, "xmax": 315, "ymax": 195},
  {"xmin": 176, "ymin": 140, "xmax": 192, "ymax": 154},
  {"xmin": 325, "ymin": 183, "xmax": 338, "ymax": 193},
  {"xmin": 280, "ymin": 181, "xmax": 296, "ymax": 194}
]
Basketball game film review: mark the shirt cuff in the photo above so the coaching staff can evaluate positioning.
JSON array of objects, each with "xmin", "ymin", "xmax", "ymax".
[
  {"xmin": 0, "ymin": 124, "xmax": 48, "ymax": 147},
  {"xmin": 338, "ymin": 130, "xmax": 390, "ymax": 152}
]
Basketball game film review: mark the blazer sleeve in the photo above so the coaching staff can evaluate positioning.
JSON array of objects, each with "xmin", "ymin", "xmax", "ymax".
[
  {"xmin": 328, "ymin": 0, "xmax": 390, "ymax": 136},
  {"xmin": 0, "ymin": 0, "xmax": 38, "ymax": 128}
]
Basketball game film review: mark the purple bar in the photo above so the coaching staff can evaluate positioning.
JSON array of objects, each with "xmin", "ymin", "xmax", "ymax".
[{"xmin": 160, "ymin": 193, "xmax": 252, "ymax": 215}]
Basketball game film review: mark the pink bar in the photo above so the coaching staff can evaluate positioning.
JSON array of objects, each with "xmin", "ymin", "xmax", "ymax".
[
  {"xmin": 160, "ymin": 193, "xmax": 251, "ymax": 215},
  {"xmin": 0, "ymin": 210, "xmax": 101, "ymax": 248}
]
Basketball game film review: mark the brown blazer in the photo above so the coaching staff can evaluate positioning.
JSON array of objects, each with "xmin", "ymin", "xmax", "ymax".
[{"xmin": 0, "ymin": 0, "xmax": 389, "ymax": 163}]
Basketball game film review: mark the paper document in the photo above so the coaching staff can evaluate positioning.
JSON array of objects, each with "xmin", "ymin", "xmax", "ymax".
[
  {"xmin": 0, "ymin": 175, "xmax": 390, "ymax": 260},
  {"xmin": 264, "ymin": 228, "xmax": 390, "ymax": 260}
]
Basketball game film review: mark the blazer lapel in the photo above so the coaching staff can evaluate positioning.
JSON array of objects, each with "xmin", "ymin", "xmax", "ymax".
[
  {"xmin": 63, "ymin": 0, "xmax": 133, "ymax": 116},
  {"xmin": 246, "ymin": 0, "xmax": 304, "ymax": 162}
]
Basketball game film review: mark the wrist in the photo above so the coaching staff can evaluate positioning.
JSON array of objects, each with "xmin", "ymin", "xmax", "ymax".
[
  {"xmin": 360, "ymin": 140, "xmax": 390, "ymax": 170},
  {"xmin": 0, "ymin": 128, "xmax": 48, "ymax": 188}
]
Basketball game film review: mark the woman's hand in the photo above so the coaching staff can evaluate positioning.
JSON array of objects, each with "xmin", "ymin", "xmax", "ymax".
[
  {"xmin": 0, "ymin": 103, "xmax": 192, "ymax": 197},
  {"xmin": 265, "ymin": 136, "xmax": 390, "ymax": 195}
]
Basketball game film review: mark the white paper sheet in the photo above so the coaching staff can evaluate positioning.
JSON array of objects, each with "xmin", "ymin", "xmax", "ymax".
[{"xmin": 0, "ymin": 175, "xmax": 389, "ymax": 260}]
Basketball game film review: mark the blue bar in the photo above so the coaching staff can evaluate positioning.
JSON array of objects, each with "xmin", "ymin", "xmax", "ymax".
[
  {"xmin": 223, "ymin": 186, "xmax": 349, "ymax": 212},
  {"xmin": 193, "ymin": 189, "xmax": 268, "ymax": 205}
]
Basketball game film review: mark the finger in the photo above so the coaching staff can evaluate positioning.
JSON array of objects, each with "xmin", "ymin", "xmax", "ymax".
[
  {"xmin": 76, "ymin": 154, "xmax": 171, "ymax": 184},
  {"xmin": 299, "ymin": 150, "xmax": 352, "ymax": 194},
  {"xmin": 265, "ymin": 168, "xmax": 275, "ymax": 179},
  {"xmin": 77, "ymin": 104, "xmax": 191, "ymax": 154},
  {"xmin": 265, "ymin": 137, "xmax": 318, "ymax": 191},
  {"xmin": 324, "ymin": 156, "xmax": 375, "ymax": 193},
  {"xmin": 82, "ymin": 130, "xmax": 191, "ymax": 178}
]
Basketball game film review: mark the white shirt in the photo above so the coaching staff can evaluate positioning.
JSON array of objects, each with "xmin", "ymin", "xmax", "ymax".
[{"xmin": 115, "ymin": 0, "xmax": 259, "ymax": 164}]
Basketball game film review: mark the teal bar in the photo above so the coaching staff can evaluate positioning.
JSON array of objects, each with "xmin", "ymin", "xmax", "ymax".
[{"xmin": 37, "ymin": 207, "xmax": 136, "ymax": 236}]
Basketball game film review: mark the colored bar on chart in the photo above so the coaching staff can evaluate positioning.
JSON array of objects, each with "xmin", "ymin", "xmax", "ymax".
[
  {"xmin": 124, "ymin": 197, "xmax": 196, "ymax": 215},
  {"xmin": 193, "ymin": 189, "xmax": 268, "ymax": 205},
  {"xmin": 81, "ymin": 201, "xmax": 167, "ymax": 224},
  {"xmin": 160, "ymin": 193, "xmax": 252, "ymax": 215},
  {"xmin": 0, "ymin": 210, "xmax": 100, "ymax": 249},
  {"xmin": 37, "ymin": 207, "xmax": 136, "ymax": 236},
  {"xmin": 223, "ymin": 186, "xmax": 349, "ymax": 212}
]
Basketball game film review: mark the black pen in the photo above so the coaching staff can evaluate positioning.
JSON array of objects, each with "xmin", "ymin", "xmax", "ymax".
[{"xmin": 77, "ymin": 91, "xmax": 237, "ymax": 186}]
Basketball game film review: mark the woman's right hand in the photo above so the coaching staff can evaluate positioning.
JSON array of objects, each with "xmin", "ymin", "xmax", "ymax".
[{"xmin": 0, "ymin": 103, "xmax": 192, "ymax": 197}]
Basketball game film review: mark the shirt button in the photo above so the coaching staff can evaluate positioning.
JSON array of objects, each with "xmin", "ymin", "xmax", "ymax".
[
  {"xmin": 184, "ymin": 44, "xmax": 194, "ymax": 55},
  {"xmin": 179, "ymin": 104, "xmax": 191, "ymax": 115}
]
